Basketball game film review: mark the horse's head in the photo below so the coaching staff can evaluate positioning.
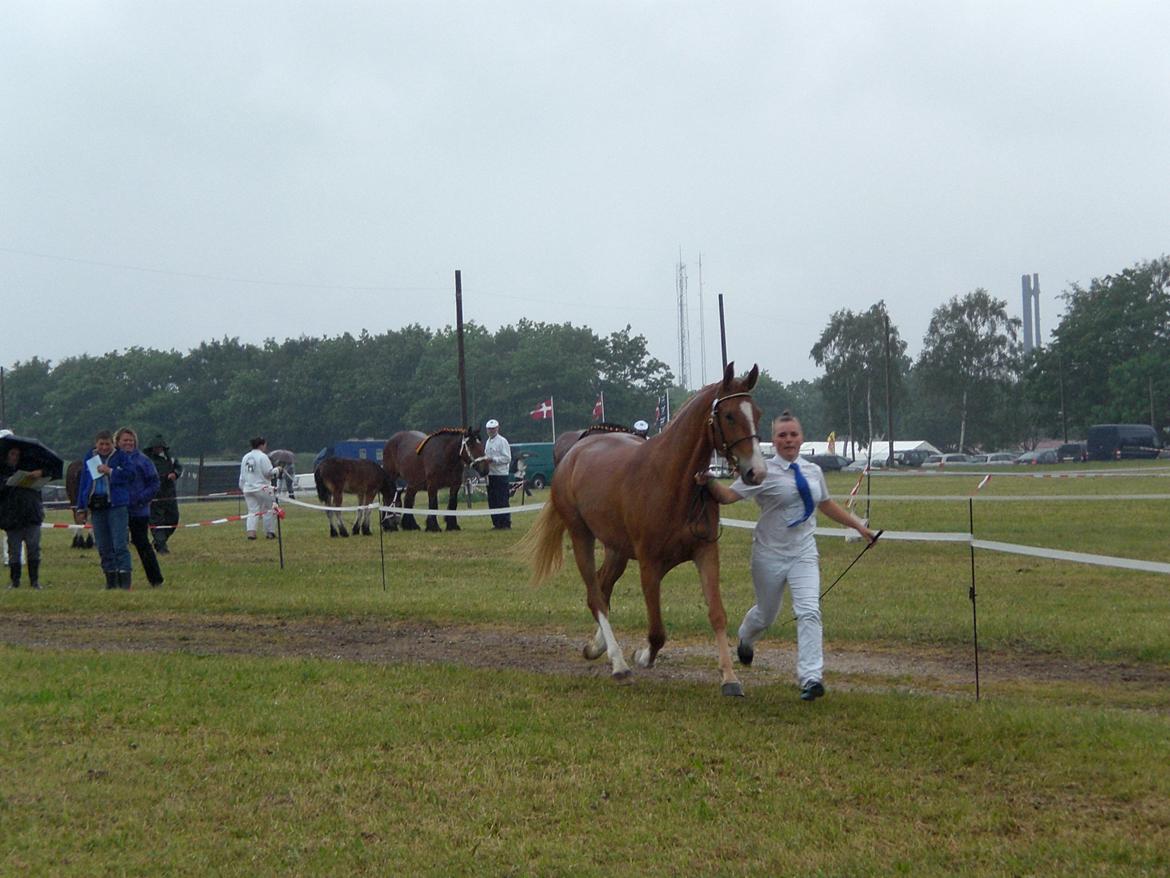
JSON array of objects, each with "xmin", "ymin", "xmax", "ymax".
[
  {"xmin": 711, "ymin": 362, "xmax": 766, "ymax": 485},
  {"xmin": 463, "ymin": 427, "xmax": 490, "ymax": 476}
]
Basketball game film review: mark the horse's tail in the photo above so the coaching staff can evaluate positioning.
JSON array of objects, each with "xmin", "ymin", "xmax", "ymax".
[
  {"xmin": 516, "ymin": 501, "xmax": 566, "ymax": 586},
  {"xmin": 314, "ymin": 468, "xmax": 329, "ymax": 503}
]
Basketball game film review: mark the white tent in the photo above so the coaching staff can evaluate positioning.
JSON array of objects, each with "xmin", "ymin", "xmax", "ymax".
[{"xmin": 800, "ymin": 439, "xmax": 941, "ymax": 459}]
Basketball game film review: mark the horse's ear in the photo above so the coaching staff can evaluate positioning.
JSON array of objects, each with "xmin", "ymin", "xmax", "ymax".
[
  {"xmin": 744, "ymin": 364, "xmax": 759, "ymax": 391},
  {"xmin": 721, "ymin": 361, "xmax": 736, "ymax": 390}
]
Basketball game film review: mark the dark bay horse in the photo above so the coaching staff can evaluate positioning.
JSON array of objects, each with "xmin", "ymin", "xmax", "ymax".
[
  {"xmin": 314, "ymin": 457, "xmax": 398, "ymax": 537},
  {"xmin": 552, "ymin": 423, "xmax": 641, "ymax": 466},
  {"xmin": 520, "ymin": 363, "xmax": 765, "ymax": 696},
  {"xmin": 382, "ymin": 427, "xmax": 489, "ymax": 532},
  {"xmin": 65, "ymin": 460, "xmax": 94, "ymax": 549}
]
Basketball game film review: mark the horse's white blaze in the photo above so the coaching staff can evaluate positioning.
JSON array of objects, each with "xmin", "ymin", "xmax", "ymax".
[
  {"xmin": 739, "ymin": 400, "xmax": 767, "ymax": 484},
  {"xmin": 597, "ymin": 612, "xmax": 630, "ymax": 675}
]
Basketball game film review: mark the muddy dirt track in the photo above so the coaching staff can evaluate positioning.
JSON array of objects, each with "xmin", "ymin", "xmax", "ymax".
[{"xmin": 4, "ymin": 613, "xmax": 1169, "ymax": 703}]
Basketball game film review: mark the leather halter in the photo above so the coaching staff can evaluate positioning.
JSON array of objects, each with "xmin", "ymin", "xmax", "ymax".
[{"xmin": 708, "ymin": 391, "xmax": 758, "ymax": 475}]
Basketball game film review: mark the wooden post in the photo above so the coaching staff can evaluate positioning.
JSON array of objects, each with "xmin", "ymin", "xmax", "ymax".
[{"xmin": 455, "ymin": 270, "xmax": 468, "ymax": 426}]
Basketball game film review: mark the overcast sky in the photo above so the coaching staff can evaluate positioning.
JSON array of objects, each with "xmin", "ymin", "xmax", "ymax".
[{"xmin": 3, "ymin": 2, "xmax": 1168, "ymax": 387}]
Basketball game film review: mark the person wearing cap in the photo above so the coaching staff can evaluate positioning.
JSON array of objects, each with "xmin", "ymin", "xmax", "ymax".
[
  {"xmin": 483, "ymin": 419, "xmax": 512, "ymax": 529},
  {"xmin": 145, "ymin": 434, "xmax": 183, "ymax": 553},
  {"xmin": 633, "ymin": 419, "xmax": 650, "ymax": 438},
  {"xmin": 239, "ymin": 437, "xmax": 277, "ymax": 540}
]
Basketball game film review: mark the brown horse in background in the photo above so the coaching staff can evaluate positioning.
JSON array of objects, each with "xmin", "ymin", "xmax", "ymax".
[
  {"xmin": 382, "ymin": 427, "xmax": 489, "ymax": 532},
  {"xmin": 314, "ymin": 457, "xmax": 398, "ymax": 537},
  {"xmin": 554, "ymin": 423, "xmax": 642, "ymax": 466},
  {"xmin": 519, "ymin": 362, "xmax": 765, "ymax": 697},
  {"xmin": 64, "ymin": 460, "xmax": 94, "ymax": 549}
]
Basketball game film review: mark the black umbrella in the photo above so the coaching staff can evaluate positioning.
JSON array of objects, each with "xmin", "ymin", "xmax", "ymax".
[{"xmin": 0, "ymin": 434, "xmax": 65, "ymax": 481}]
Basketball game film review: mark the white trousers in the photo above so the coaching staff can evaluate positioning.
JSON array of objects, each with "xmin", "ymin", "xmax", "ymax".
[
  {"xmin": 738, "ymin": 550, "xmax": 823, "ymax": 686},
  {"xmin": 244, "ymin": 489, "xmax": 276, "ymax": 535}
]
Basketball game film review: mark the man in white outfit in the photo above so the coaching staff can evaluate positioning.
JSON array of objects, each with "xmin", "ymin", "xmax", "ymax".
[
  {"xmin": 239, "ymin": 436, "xmax": 277, "ymax": 540},
  {"xmin": 697, "ymin": 411, "xmax": 876, "ymax": 701},
  {"xmin": 483, "ymin": 418, "xmax": 512, "ymax": 529}
]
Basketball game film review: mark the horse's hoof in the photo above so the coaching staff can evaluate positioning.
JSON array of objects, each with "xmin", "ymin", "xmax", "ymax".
[
  {"xmin": 329, "ymin": 532, "xmax": 338, "ymax": 538},
  {"xmin": 721, "ymin": 681, "xmax": 746, "ymax": 698},
  {"xmin": 630, "ymin": 648, "xmax": 655, "ymax": 669},
  {"xmin": 612, "ymin": 669, "xmax": 633, "ymax": 683},
  {"xmin": 339, "ymin": 531, "xmax": 349, "ymax": 538},
  {"xmin": 583, "ymin": 644, "xmax": 605, "ymax": 661}
]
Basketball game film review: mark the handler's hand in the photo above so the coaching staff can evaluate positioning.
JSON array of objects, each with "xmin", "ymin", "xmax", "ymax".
[{"xmin": 694, "ymin": 470, "xmax": 710, "ymax": 486}]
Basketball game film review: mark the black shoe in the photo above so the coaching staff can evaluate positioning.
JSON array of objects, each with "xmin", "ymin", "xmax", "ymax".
[
  {"xmin": 105, "ymin": 571, "xmax": 117, "ymax": 589},
  {"xmin": 800, "ymin": 681, "xmax": 826, "ymax": 701},
  {"xmin": 736, "ymin": 640, "xmax": 754, "ymax": 667},
  {"xmin": 266, "ymin": 533, "xmax": 277, "ymax": 540}
]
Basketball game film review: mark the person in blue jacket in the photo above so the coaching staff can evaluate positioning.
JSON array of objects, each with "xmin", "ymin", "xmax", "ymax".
[
  {"xmin": 77, "ymin": 429, "xmax": 134, "ymax": 589},
  {"xmin": 116, "ymin": 427, "xmax": 163, "ymax": 587}
]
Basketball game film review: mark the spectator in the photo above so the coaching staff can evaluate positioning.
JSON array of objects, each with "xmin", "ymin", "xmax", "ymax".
[
  {"xmin": 145, "ymin": 435, "xmax": 182, "ymax": 554},
  {"xmin": 239, "ymin": 436, "xmax": 277, "ymax": 540},
  {"xmin": 633, "ymin": 419, "xmax": 650, "ymax": 438},
  {"xmin": 117, "ymin": 428, "xmax": 164, "ymax": 587},
  {"xmin": 77, "ymin": 429, "xmax": 134, "ymax": 589},
  {"xmin": 0, "ymin": 444, "xmax": 45, "ymax": 589},
  {"xmin": 483, "ymin": 418, "xmax": 512, "ymax": 530}
]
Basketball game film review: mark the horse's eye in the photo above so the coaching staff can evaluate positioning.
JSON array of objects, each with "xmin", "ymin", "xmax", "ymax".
[{"xmin": 725, "ymin": 413, "xmax": 734, "ymax": 421}]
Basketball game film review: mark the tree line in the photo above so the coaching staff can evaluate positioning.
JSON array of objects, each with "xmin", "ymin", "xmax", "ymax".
[{"xmin": 3, "ymin": 256, "xmax": 1166, "ymax": 461}]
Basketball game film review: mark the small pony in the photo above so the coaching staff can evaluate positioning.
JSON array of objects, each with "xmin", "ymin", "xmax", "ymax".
[{"xmin": 313, "ymin": 457, "xmax": 398, "ymax": 537}]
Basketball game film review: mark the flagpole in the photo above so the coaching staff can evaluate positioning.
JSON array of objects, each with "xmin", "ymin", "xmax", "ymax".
[
  {"xmin": 550, "ymin": 395, "xmax": 556, "ymax": 442},
  {"xmin": 600, "ymin": 390, "xmax": 605, "ymax": 422}
]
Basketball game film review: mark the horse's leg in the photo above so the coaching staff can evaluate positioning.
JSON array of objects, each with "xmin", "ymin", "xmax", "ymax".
[
  {"xmin": 584, "ymin": 547, "xmax": 629, "ymax": 660},
  {"xmin": 334, "ymin": 490, "xmax": 349, "ymax": 537},
  {"xmin": 424, "ymin": 487, "xmax": 441, "ymax": 532},
  {"xmin": 359, "ymin": 492, "xmax": 373, "ymax": 535},
  {"xmin": 444, "ymin": 484, "xmax": 460, "ymax": 531},
  {"xmin": 568, "ymin": 530, "xmax": 631, "ymax": 680},
  {"xmin": 632, "ymin": 561, "xmax": 667, "ymax": 670},
  {"xmin": 401, "ymin": 489, "xmax": 420, "ymax": 530},
  {"xmin": 693, "ymin": 542, "xmax": 743, "ymax": 697}
]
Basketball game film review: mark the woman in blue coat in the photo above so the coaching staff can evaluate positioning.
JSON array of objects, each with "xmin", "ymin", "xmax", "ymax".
[
  {"xmin": 77, "ymin": 429, "xmax": 134, "ymax": 589},
  {"xmin": 116, "ymin": 427, "xmax": 163, "ymax": 587}
]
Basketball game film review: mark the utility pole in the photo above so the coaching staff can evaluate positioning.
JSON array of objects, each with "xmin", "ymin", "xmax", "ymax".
[
  {"xmin": 455, "ymin": 271, "xmax": 468, "ymax": 426},
  {"xmin": 676, "ymin": 251, "xmax": 690, "ymax": 390},
  {"xmin": 1058, "ymin": 353, "xmax": 1068, "ymax": 443},
  {"xmin": 883, "ymin": 308, "xmax": 894, "ymax": 465}
]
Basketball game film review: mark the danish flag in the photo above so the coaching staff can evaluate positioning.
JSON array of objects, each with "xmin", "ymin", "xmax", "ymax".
[{"xmin": 529, "ymin": 398, "xmax": 555, "ymax": 421}]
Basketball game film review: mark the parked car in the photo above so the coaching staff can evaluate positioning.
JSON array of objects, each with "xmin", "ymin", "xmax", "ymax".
[
  {"xmin": 1056, "ymin": 441, "xmax": 1088, "ymax": 462},
  {"xmin": 968, "ymin": 454, "xmax": 988, "ymax": 464},
  {"xmin": 923, "ymin": 453, "xmax": 971, "ymax": 466},
  {"xmin": 893, "ymin": 449, "xmax": 932, "ymax": 467},
  {"xmin": 1086, "ymin": 424, "xmax": 1162, "ymax": 460},
  {"xmin": 985, "ymin": 452, "xmax": 1018, "ymax": 465},
  {"xmin": 801, "ymin": 453, "xmax": 852, "ymax": 472},
  {"xmin": 1015, "ymin": 449, "xmax": 1058, "ymax": 465},
  {"xmin": 843, "ymin": 457, "xmax": 889, "ymax": 472}
]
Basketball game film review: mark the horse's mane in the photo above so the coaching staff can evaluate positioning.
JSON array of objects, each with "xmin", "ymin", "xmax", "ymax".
[
  {"xmin": 578, "ymin": 422, "xmax": 636, "ymax": 440},
  {"xmin": 415, "ymin": 426, "xmax": 469, "ymax": 455}
]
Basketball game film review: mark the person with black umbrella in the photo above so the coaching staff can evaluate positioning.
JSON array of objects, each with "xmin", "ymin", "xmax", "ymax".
[{"xmin": 0, "ymin": 443, "xmax": 48, "ymax": 589}]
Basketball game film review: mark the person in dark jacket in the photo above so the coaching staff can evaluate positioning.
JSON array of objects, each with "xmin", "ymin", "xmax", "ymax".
[
  {"xmin": 77, "ymin": 429, "xmax": 134, "ymax": 589},
  {"xmin": 0, "ymin": 445, "xmax": 46, "ymax": 589},
  {"xmin": 145, "ymin": 434, "xmax": 182, "ymax": 553},
  {"xmin": 117, "ymin": 428, "xmax": 163, "ymax": 587}
]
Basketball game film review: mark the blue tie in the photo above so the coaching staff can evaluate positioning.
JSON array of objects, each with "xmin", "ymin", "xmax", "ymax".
[{"xmin": 787, "ymin": 460, "xmax": 815, "ymax": 527}]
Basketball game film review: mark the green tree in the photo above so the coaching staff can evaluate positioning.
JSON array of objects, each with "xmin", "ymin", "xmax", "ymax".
[{"xmin": 916, "ymin": 290, "xmax": 1021, "ymax": 451}]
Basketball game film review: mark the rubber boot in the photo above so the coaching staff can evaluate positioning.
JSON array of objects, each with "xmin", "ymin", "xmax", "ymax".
[
  {"xmin": 105, "ymin": 570, "xmax": 118, "ymax": 589},
  {"xmin": 119, "ymin": 570, "xmax": 132, "ymax": 590},
  {"xmin": 7, "ymin": 562, "xmax": 20, "ymax": 589},
  {"xmin": 28, "ymin": 560, "xmax": 41, "ymax": 590}
]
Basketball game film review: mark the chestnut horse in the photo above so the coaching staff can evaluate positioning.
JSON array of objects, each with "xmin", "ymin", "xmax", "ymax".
[
  {"xmin": 520, "ymin": 362, "xmax": 765, "ymax": 696},
  {"xmin": 64, "ymin": 460, "xmax": 94, "ymax": 549},
  {"xmin": 382, "ymin": 427, "xmax": 489, "ymax": 532},
  {"xmin": 313, "ymin": 457, "xmax": 398, "ymax": 537}
]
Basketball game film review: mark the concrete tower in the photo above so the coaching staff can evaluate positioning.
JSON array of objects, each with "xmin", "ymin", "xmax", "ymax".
[{"xmin": 1021, "ymin": 273, "xmax": 1041, "ymax": 353}]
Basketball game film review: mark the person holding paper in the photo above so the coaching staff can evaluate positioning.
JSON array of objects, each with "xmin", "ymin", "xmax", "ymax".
[
  {"xmin": 0, "ymin": 445, "xmax": 46, "ymax": 589},
  {"xmin": 77, "ymin": 430, "xmax": 134, "ymax": 589}
]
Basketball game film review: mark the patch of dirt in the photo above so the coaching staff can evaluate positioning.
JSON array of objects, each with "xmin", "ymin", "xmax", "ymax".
[{"xmin": 3, "ymin": 613, "xmax": 1169, "ymax": 702}]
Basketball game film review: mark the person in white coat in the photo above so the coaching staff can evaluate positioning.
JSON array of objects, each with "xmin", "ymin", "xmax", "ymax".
[
  {"xmin": 238, "ymin": 436, "xmax": 277, "ymax": 540},
  {"xmin": 696, "ymin": 411, "xmax": 876, "ymax": 701},
  {"xmin": 483, "ymin": 418, "xmax": 512, "ymax": 530}
]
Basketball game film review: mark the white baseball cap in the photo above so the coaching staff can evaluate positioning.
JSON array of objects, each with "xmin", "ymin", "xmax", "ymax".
[
  {"xmin": 485, "ymin": 418, "xmax": 499, "ymax": 429},
  {"xmin": 634, "ymin": 420, "xmax": 649, "ymax": 431}
]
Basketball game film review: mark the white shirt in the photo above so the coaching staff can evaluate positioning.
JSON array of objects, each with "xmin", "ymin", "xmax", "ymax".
[
  {"xmin": 484, "ymin": 433, "xmax": 511, "ymax": 477},
  {"xmin": 730, "ymin": 456, "xmax": 830, "ymax": 558},
  {"xmin": 239, "ymin": 448, "xmax": 275, "ymax": 492}
]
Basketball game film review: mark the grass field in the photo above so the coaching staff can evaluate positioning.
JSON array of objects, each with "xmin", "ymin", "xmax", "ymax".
[{"xmin": 2, "ymin": 462, "xmax": 1169, "ymax": 875}]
